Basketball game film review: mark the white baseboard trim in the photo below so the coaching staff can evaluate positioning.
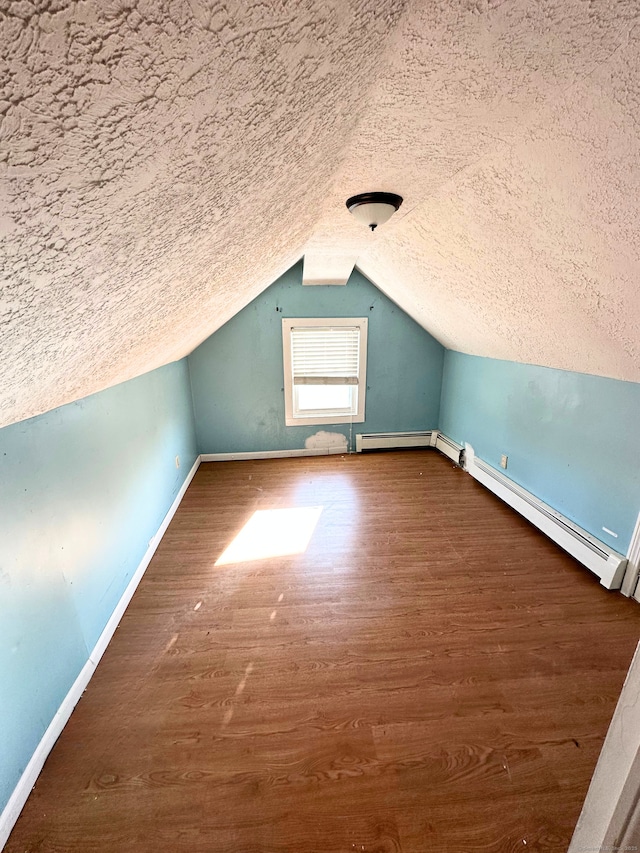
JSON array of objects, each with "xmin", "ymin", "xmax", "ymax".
[
  {"xmin": 201, "ymin": 447, "xmax": 346, "ymax": 461},
  {"xmin": 90, "ymin": 454, "xmax": 200, "ymax": 664},
  {"xmin": 0, "ymin": 454, "xmax": 201, "ymax": 851},
  {"xmin": 625, "ymin": 511, "xmax": 640, "ymax": 600},
  {"xmin": 0, "ymin": 655, "xmax": 96, "ymax": 851},
  {"xmin": 203, "ymin": 435, "xmax": 462, "ymax": 462}
]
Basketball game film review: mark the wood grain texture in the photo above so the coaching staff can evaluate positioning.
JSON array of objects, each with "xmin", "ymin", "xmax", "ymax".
[{"xmin": 6, "ymin": 451, "xmax": 639, "ymax": 853}]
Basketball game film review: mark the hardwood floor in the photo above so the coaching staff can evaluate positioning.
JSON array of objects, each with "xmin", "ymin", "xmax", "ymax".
[{"xmin": 7, "ymin": 451, "xmax": 639, "ymax": 853}]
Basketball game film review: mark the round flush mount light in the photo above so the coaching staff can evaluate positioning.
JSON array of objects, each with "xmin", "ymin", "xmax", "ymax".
[{"xmin": 346, "ymin": 191, "xmax": 403, "ymax": 231}]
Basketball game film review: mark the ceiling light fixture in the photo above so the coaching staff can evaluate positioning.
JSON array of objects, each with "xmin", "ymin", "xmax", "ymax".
[{"xmin": 346, "ymin": 192, "xmax": 403, "ymax": 231}]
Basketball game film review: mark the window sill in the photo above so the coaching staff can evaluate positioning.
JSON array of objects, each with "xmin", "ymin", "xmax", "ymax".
[{"xmin": 285, "ymin": 413, "xmax": 365, "ymax": 427}]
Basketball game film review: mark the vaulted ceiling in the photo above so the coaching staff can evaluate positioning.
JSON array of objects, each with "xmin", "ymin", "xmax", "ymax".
[{"xmin": 2, "ymin": 0, "xmax": 639, "ymax": 429}]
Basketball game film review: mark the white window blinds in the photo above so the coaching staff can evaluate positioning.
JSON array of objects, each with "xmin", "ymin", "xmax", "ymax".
[{"xmin": 291, "ymin": 325, "xmax": 360, "ymax": 386}]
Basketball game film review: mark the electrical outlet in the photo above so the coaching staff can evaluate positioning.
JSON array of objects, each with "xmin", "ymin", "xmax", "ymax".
[
  {"xmin": 500, "ymin": 454, "xmax": 508, "ymax": 469},
  {"xmin": 175, "ymin": 455, "xmax": 180, "ymax": 469}
]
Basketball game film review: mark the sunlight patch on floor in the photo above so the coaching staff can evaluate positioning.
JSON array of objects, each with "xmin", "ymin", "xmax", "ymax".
[{"xmin": 215, "ymin": 507, "xmax": 323, "ymax": 565}]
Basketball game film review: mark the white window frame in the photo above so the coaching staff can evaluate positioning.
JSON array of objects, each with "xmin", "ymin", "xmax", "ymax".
[{"xmin": 282, "ymin": 317, "xmax": 368, "ymax": 427}]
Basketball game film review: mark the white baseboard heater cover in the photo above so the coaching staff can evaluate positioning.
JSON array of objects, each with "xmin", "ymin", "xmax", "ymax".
[
  {"xmin": 465, "ymin": 445, "xmax": 627, "ymax": 590},
  {"xmin": 435, "ymin": 433, "xmax": 463, "ymax": 464},
  {"xmin": 355, "ymin": 430, "xmax": 437, "ymax": 452},
  {"xmin": 355, "ymin": 430, "xmax": 464, "ymax": 463}
]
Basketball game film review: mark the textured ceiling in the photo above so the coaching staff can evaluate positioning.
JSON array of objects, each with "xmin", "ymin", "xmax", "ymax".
[{"xmin": 1, "ymin": 0, "xmax": 639, "ymax": 428}]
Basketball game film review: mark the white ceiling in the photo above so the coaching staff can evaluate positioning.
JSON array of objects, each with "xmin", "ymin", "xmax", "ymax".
[{"xmin": 1, "ymin": 0, "xmax": 639, "ymax": 428}]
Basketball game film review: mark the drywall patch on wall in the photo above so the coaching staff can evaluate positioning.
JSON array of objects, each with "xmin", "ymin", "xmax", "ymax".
[
  {"xmin": 188, "ymin": 264, "xmax": 444, "ymax": 454},
  {"xmin": 439, "ymin": 351, "xmax": 640, "ymax": 553},
  {"xmin": 304, "ymin": 431, "xmax": 348, "ymax": 452}
]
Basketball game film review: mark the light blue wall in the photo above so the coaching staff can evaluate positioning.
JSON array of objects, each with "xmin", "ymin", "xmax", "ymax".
[
  {"xmin": 0, "ymin": 359, "xmax": 197, "ymax": 815},
  {"xmin": 6, "ymin": 272, "xmax": 637, "ymax": 821},
  {"xmin": 439, "ymin": 351, "xmax": 640, "ymax": 553},
  {"xmin": 188, "ymin": 263, "xmax": 445, "ymax": 452}
]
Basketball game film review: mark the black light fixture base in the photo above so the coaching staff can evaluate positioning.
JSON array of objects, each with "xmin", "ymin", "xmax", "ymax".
[
  {"xmin": 346, "ymin": 192, "xmax": 403, "ymax": 212},
  {"xmin": 346, "ymin": 191, "xmax": 403, "ymax": 231}
]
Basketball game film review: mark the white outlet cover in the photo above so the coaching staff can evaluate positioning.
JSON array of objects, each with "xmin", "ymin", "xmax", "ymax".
[
  {"xmin": 500, "ymin": 454, "xmax": 508, "ymax": 469},
  {"xmin": 175, "ymin": 455, "xmax": 180, "ymax": 468}
]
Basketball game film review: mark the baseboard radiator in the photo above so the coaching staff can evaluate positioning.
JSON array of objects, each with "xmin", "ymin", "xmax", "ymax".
[
  {"xmin": 464, "ymin": 445, "xmax": 627, "ymax": 590},
  {"xmin": 355, "ymin": 430, "xmax": 437, "ymax": 452},
  {"xmin": 435, "ymin": 433, "xmax": 464, "ymax": 464},
  {"xmin": 355, "ymin": 430, "xmax": 464, "ymax": 462},
  {"xmin": 354, "ymin": 431, "xmax": 625, "ymax": 589}
]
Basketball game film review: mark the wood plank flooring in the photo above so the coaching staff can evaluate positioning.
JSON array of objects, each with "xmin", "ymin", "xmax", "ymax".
[{"xmin": 6, "ymin": 451, "xmax": 639, "ymax": 853}]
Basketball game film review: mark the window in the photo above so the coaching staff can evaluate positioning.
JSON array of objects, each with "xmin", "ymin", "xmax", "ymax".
[{"xmin": 282, "ymin": 317, "xmax": 368, "ymax": 426}]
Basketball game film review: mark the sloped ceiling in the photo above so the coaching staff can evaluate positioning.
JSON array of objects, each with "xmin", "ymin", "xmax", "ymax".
[{"xmin": 1, "ymin": 0, "xmax": 639, "ymax": 429}]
